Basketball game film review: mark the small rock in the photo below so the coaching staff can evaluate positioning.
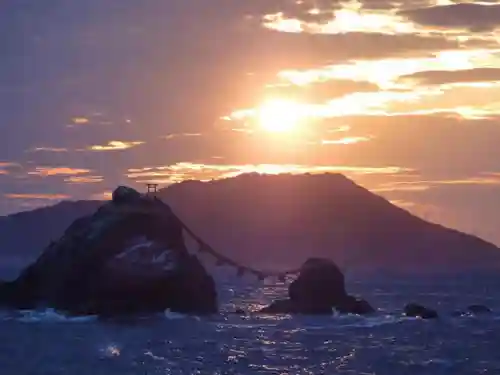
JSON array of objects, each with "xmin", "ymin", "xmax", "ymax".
[
  {"xmin": 259, "ymin": 258, "xmax": 373, "ymax": 315},
  {"xmin": 404, "ymin": 303, "xmax": 438, "ymax": 319},
  {"xmin": 336, "ymin": 296, "xmax": 375, "ymax": 315}
]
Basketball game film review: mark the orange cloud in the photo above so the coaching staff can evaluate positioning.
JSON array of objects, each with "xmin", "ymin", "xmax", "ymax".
[
  {"xmin": 126, "ymin": 162, "xmax": 410, "ymax": 184},
  {"xmin": 64, "ymin": 176, "xmax": 103, "ymax": 183},
  {"xmin": 372, "ymin": 176, "xmax": 500, "ymax": 193},
  {"xmin": 389, "ymin": 199, "xmax": 417, "ymax": 208},
  {"xmin": 30, "ymin": 147, "xmax": 69, "ymax": 153},
  {"xmin": 0, "ymin": 162, "xmax": 21, "ymax": 175},
  {"xmin": 88, "ymin": 141, "xmax": 144, "ymax": 151},
  {"xmin": 28, "ymin": 167, "xmax": 91, "ymax": 177},
  {"xmin": 72, "ymin": 117, "xmax": 90, "ymax": 125},
  {"xmin": 90, "ymin": 191, "xmax": 112, "ymax": 200},
  {"xmin": 163, "ymin": 133, "xmax": 202, "ymax": 140},
  {"xmin": 321, "ymin": 136, "xmax": 370, "ymax": 145},
  {"xmin": 5, "ymin": 193, "xmax": 70, "ymax": 200}
]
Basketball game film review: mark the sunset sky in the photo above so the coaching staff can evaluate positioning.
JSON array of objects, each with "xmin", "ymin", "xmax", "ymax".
[{"xmin": 2, "ymin": 0, "xmax": 500, "ymax": 244}]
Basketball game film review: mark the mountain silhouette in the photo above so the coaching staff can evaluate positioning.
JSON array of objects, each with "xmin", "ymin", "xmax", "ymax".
[
  {"xmin": 160, "ymin": 173, "xmax": 500, "ymax": 274},
  {"xmin": 1, "ymin": 173, "xmax": 499, "ymax": 276}
]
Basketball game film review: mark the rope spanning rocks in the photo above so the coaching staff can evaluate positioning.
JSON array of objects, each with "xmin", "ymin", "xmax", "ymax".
[
  {"xmin": 180, "ymin": 221, "xmax": 301, "ymax": 281},
  {"xmin": 111, "ymin": 190, "xmax": 300, "ymax": 281},
  {"xmin": 0, "ymin": 186, "xmax": 217, "ymax": 316}
]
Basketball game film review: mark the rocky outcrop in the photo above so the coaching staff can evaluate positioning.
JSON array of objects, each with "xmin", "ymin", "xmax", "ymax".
[
  {"xmin": 0, "ymin": 186, "xmax": 217, "ymax": 316},
  {"xmin": 259, "ymin": 258, "xmax": 374, "ymax": 315}
]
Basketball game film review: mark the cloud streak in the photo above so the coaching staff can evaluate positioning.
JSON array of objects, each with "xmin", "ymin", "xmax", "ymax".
[
  {"xmin": 28, "ymin": 167, "xmax": 91, "ymax": 177},
  {"xmin": 88, "ymin": 141, "xmax": 144, "ymax": 151},
  {"xmin": 4, "ymin": 193, "xmax": 70, "ymax": 200},
  {"xmin": 126, "ymin": 162, "xmax": 410, "ymax": 184}
]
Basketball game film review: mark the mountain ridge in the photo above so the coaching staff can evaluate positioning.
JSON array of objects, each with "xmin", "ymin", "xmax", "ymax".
[{"xmin": 0, "ymin": 173, "xmax": 499, "ymax": 276}]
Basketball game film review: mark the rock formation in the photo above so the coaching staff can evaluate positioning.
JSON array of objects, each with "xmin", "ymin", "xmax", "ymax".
[
  {"xmin": 259, "ymin": 258, "xmax": 374, "ymax": 315},
  {"xmin": 403, "ymin": 303, "xmax": 438, "ymax": 319},
  {"xmin": 0, "ymin": 186, "xmax": 217, "ymax": 316}
]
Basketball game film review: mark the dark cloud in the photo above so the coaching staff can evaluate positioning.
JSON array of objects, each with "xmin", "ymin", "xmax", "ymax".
[
  {"xmin": 399, "ymin": 68, "xmax": 500, "ymax": 85},
  {"xmin": 400, "ymin": 3, "xmax": 500, "ymax": 32}
]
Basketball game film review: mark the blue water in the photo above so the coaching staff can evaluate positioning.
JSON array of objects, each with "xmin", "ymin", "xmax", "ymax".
[{"xmin": 1, "ymin": 275, "xmax": 499, "ymax": 374}]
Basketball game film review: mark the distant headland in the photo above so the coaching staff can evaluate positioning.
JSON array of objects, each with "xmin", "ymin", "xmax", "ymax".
[{"xmin": 0, "ymin": 173, "xmax": 499, "ymax": 276}]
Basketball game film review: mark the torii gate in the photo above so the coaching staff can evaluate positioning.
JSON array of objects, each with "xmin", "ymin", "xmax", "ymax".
[{"xmin": 146, "ymin": 183, "xmax": 158, "ymax": 195}]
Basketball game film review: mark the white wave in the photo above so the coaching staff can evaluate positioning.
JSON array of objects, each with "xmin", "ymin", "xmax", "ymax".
[
  {"xmin": 11, "ymin": 308, "xmax": 97, "ymax": 323},
  {"xmin": 344, "ymin": 315, "xmax": 405, "ymax": 328},
  {"xmin": 164, "ymin": 309, "xmax": 190, "ymax": 320},
  {"xmin": 99, "ymin": 344, "xmax": 121, "ymax": 358}
]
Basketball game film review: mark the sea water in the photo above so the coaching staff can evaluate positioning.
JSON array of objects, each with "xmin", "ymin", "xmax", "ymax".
[{"xmin": 0, "ymin": 274, "xmax": 499, "ymax": 374}]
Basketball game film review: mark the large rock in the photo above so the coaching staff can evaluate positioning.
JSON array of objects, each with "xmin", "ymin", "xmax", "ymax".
[
  {"xmin": 0, "ymin": 186, "xmax": 217, "ymax": 316},
  {"xmin": 260, "ymin": 258, "xmax": 374, "ymax": 315}
]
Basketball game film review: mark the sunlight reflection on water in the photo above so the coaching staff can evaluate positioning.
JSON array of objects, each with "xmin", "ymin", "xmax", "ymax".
[{"xmin": 0, "ymin": 276, "xmax": 500, "ymax": 374}]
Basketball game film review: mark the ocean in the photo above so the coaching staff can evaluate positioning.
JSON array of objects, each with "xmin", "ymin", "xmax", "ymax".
[{"xmin": 1, "ymin": 273, "xmax": 499, "ymax": 375}]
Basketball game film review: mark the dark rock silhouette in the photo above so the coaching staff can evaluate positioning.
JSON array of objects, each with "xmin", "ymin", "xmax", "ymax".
[
  {"xmin": 404, "ymin": 303, "xmax": 438, "ymax": 319},
  {"xmin": 0, "ymin": 186, "xmax": 217, "ymax": 316},
  {"xmin": 260, "ymin": 258, "xmax": 374, "ymax": 315}
]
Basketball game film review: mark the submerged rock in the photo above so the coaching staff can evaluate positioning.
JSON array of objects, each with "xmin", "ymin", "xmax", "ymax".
[
  {"xmin": 0, "ymin": 186, "xmax": 217, "ymax": 316},
  {"xmin": 404, "ymin": 303, "xmax": 438, "ymax": 319},
  {"xmin": 467, "ymin": 304, "xmax": 492, "ymax": 314},
  {"xmin": 259, "ymin": 258, "xmax": 374, "ymax": 315}
]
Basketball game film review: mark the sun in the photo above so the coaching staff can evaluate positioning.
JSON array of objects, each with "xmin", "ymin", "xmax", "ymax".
[{"xmin": 257, "ymin": 99, "xmax": 304, "ymax": 133}]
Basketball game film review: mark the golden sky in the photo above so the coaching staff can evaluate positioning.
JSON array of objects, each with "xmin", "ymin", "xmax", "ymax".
[{"xmin": 2, "ymin": 0, "xmax": 500, "ymax": 244}]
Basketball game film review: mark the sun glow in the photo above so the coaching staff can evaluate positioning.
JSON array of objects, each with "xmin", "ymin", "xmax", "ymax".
[{"xmin": 257, "ymin": 99, "xmax": 306, "ymax": 133}]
